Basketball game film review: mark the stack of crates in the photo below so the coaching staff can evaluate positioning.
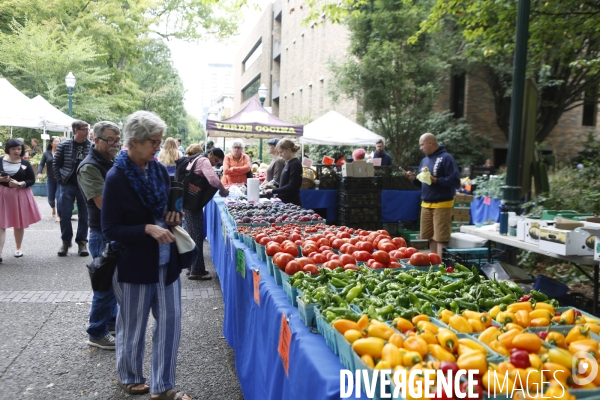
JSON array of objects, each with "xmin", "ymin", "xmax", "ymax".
[
  {"xmin": 337, "ymin": 177, "xmax": 382, "ymax": 230},
  {"xmin": 452, "ymin": 193, "xmax": 473, "ymax": 232}
]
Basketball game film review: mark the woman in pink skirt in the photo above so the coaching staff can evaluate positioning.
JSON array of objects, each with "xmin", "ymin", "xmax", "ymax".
[{"xmin": 0, "ymin": 139, "xmax": 42, "ymax": 262}]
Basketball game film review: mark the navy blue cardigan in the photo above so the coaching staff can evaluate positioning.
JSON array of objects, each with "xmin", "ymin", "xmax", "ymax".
[{"xmin": 101, "ymin": 161, "xmax": 182, "ymax": 285}]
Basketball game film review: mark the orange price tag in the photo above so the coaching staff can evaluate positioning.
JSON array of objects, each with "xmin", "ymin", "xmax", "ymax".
[
  {"xmin": 483, "ymin": 196, "xmax": 491, "ymax": 205},
  {"xmin": 465, "ymin": 183, "xmax": 472, "ymax": 192},
  {"xmin": 253, "ymin": 269, "xmax": 260, "ymax": 306},
  {"xmin": 278, "ymin": 313, "xmax": 292, "ymax": 376}
]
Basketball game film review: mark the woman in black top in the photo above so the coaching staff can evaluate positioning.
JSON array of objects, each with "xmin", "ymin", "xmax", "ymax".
[
  {"xmin": 266, "ymin": 139, "xmax": 302, "ymax": 206},
  {"xmin": 0, "ymin": 139, "xmax": 42, "ymax": 260},
  {"xmin": 38, "ymin": 136, "xmax": 60, "ymax": 221}
]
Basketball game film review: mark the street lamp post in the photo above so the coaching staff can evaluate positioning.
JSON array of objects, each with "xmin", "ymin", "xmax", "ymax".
[
  {"xmin": 258, "ymin": 84, "xmax": 268, "ymax": 162},
  {"xmin": 65, "ymin": 71, "xmax": 76, "ymax": 122}
]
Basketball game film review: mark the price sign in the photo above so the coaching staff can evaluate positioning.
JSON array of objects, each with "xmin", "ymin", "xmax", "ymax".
[
  {"xmin": 236, "ymin": 248, "xmax": 246, "ymax": 278},
  {"xmin": 483, "ymin": 196, "xmax": 491, "ymax": 205},
  {"xmin": 278, "ymin": 313, "xmax": 292, "ymax": 376},
  {"xmin": 465, "ymin": 183, "xmax": 472, "ymax": 192},
  {"xmin": 253, "ymin": 269, "xmax": 260, "ymax": 305}
]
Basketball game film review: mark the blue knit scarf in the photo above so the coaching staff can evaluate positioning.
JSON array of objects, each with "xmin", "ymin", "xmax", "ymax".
[{"xmin": 113, "ymin": 150, "xmax": 167, "ymax": 219}]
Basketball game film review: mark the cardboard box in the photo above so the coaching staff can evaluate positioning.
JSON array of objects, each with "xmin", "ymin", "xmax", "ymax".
[
  {"xmin": 455, "ymin": 194, "xmax": 474, "ymax": 203},
  {"xmin": 341, "ymin": 163, "xmax": 353, "ymax": 177},
  {"xmin": 539, "ymin": 221, "xmax": 591, "ymax": 256},
  {"xmin": 342, "ymin": 161, "xmax": 371, "ymax": 177},
  {"xmin": 365, "ymin": 163, "xmax": 375, "ymax": 177},
  {"xmin": 452, "ymin": 207, "xmax": 471, "ymax": 222},
  {"xmin": 517, "ymin": 218, "xmax": 527, "ymax": 241},
  {"xmin": 581, "ymin": 221, "xmax": 600, "ymax": 261},
  {"xmin": 524, "ymin": 219, "xmax": 555, "ymax": 245},
  {"xmin": 455, "ymin": 202, "xmax": 471, "ymax": 208},
  {"xmin": 410, "ymin": 239, "xmax": 429, "ymax": 249}
]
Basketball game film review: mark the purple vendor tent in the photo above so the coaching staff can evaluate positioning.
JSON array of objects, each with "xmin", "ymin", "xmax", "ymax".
[{"xmin": 206, "ymin": 98, "xmax": 303, "ymax": 139}]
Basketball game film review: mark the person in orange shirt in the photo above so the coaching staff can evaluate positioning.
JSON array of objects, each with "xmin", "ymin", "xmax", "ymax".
[{"xmin": 221, "ymin": 139, "xmax": 251, "ymax": 185}]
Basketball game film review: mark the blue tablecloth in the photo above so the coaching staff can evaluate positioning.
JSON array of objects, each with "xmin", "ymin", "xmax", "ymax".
[
  {"xmin": 470, "ymin": 197, "xmax": 501, "ymax": 224},
  {"xmin": 300, "ymin": 189, "xmax": 421, "ymax": 222},
  {"xmin": 204, "ymin": 198, "xmax": 346, "ymax": 400}
]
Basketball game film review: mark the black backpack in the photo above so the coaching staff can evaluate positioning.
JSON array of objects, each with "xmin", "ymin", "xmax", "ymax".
[{"xmin": 175, "ymin": 156, "xmax": 218, "ymax": 211}]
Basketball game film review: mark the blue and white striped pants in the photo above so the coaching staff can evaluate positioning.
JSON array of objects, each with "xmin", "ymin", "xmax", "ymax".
[{"xmin": 112, "ymin": 263, "xmax": 182, "ymax": 394}]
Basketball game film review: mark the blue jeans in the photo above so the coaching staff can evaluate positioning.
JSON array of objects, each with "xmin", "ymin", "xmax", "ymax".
[
  {"xmin": 87, "ymin": 229, "xmax": 118, "ymax": 339},
  {"xmin": 58, "ymin": 184, "xmax": 88, "ymax": 243},
  {"xmin": 46, "ymin": 176, "xmax": 58, "ymax": 209}
]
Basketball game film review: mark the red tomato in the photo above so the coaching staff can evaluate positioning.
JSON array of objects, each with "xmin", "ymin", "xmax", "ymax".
[
  {"xmin": 388, "ymin": 250, "xmax": 404, "ymax": 259},
  {"xmin": 319, "ymin": 246, "xmax": 332, "ymax": 253},
  {"xmin": 389, "ymin": 261, "xmax": 402, "ymax": 269},
  {"xmin": 302, "ymin": 264, "xmax": 319, "ymax": 275},
  {"xmin": 372, "ymin": 235, "xmax": 389, "ymax": 248},
  {"xmin": 409, "ymin": 252, "xmax": 430, "ymax": 267},
  {"xmin": 370, "ymin": 261, "xmax": 386, "ymax": 270},
  {"xmin": 296, "ymin": 257, "xmax": 314, "ymax": 267},
  {"xmin": 259, "ymin": 237, "xmax": 270, "ymax": 245},
  {"xmin": 357, "ymin": 241, "xmax": 374, "ymax": 253},
  {"xmin": 331, "ymin": 239, "xmax": 344, "ymax": 249},
  {"xmin": 330, "ymin": 254, "xmax": 340, "ymax": 260},
  {"xmin": 353, "ymin": 250, "xmax": 372, "ymax": 262},
  {"xmin": 302, "ymin": 244, "xmax": 318, "ymax": 255},
  {"xmin": 404, "ymin": 247, "xmax": 418, "ymax": 258},
  {"xmin": 340, "ymin": 244, "xmax": 358, "ymax": 255},
  {"xmin": 266, "ymin": 243, "xmax": 282, "ymax": 256},
  {"xmin": 289, "ymin": 233, "xmax": 302, "ymax": 242},
  {"xmin": 349, "ymin": 237, "xmax": 359, "ymax": 245},
  {"xmin": 366, "ymin": 259, "xmax": 376, "ymax": 267},
  {"xmin": 317, "ymin": 238, "xmax": 330, "ymax": 247},
  {"xmin": 343, "ymin": 264, "xmax": 360, "ymax": 271},
  {"xmin": 372, "ymin": 250, "xmax": 391, "ymax": 265},
  {"xmin": 294, "ymin": 240, "xmax": 303, "ymax": 246},
  {"xmin": 272, "ymin": 235, "xmax": 286, "ymax": 244},
  {"xmin": 377, "ymin": 230, "xmax": 391, "ymax": 237},
  {"xmin": 323, "ymin": 260, "xmax": 343, "ymax": 270},
  {"xmin": 282, "ymin": 244, "xmax": 299, "ymax": 257},
  {"xmin": 397, "ymin": 247, "xmax": 407, "ymax": 252},
  {"xmin": 284, "ymin": 260, "xmax": 303, "ymax": 275},
  {"xmin": 392, "ymin": 237, "xmax": 407, "ymax": 248},
  {"xmin": 312, "ymin": 253, "xmax": 327, "ymax": 264},
  {"xmin": 274, "ymin": 252, "xmax": 295, "ymax": 271},
  {"xmin": 429, "ymin": 253, "xmax": 442, "ymax": 264},
  {"xmin": 378, "ymin": 242, "xmax": 397, "ymax": 253},
  {"xmin": 338, "ymin": 254, "xmax": 357, "ymax": 266},
  {"xmin": 336, "ymin": 231, "xmax": 351, "ymax": 239}
]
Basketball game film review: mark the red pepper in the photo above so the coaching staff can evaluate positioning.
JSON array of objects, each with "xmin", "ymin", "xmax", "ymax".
[
  {"xmin": 555, "ymin": 312, "xmax": 562, "ymax": 317},
  {"xmin": 446, "ymin": 267, "xmax": 455, "ymax": 273},
  {"xmin": 536, "ymin": 331, "xmax": 549, "ymax": 340},
  {"xmin": 439, "ymin": 361, "xmax": 459, "ymax": 376},
  {"xmin": 574, "ymin": 310, "xmax": 582, "ymax": 317},
  {"xmin": 519, "ymin": 294, "xmax": 532, "ymax": 302},
  {"xmin": 510, "ymin": 348, "xmax": 531, "ymax": 369},
  {"xmin": 460, "ymin": 381, "xmax": 483, "ymax": 400}
]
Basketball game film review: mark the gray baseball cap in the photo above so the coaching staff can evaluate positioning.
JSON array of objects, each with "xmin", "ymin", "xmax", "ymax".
[{"xmin": 266, "ymin": 138, "xmax": 280, "ymax": 146}]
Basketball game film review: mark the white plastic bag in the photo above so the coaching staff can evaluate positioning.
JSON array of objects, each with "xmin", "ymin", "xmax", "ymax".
[{"xmin": 417, "ymin": 166, "xmax": 432, "ymax": 185}]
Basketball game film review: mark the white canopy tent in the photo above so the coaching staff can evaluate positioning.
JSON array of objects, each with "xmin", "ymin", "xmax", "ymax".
[
  {"xmin": 299, "ymin": 110, "xmax": 384, "ymax": 146},
  {"xmin": 0, "ymin": 78, "xmax": 44, "ymax": 131},
  {"xmin": 31, "ymin": 95, "xmax": 74, "ymax": 133}
]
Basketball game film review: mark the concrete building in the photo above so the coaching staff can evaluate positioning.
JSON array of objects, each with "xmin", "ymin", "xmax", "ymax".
[
  {"xmin": 234, "ymin": 0, "xmax": 599, "ymax": 162},
  {"xmin": 200, "ymin": 63, "xmax": 233, "ymax": 123}
]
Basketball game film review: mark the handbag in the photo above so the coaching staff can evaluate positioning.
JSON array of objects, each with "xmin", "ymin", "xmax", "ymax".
[
  {"xmin": 86, "ymin": 243, "xmax": 121, "ymax": 292},
  {"xmin": 179, "ymin": 157, "xmax": 218, "ymax": 211},
  {"xmin": 172, "ymin": 225, "xmax": 200, "ymax": 270}
]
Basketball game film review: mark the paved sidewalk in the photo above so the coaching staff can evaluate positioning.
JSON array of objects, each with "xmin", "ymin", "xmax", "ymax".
[{"xmin": 0, "ymin": 198, "xmax": 243, "ymax": 399}]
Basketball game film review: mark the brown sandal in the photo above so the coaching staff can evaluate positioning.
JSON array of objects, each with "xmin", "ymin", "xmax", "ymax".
[
  {"xmin": 151, "ymin": 389, "xmax": 192, "ymax": 400},
  {"xmin": 118, "ymin": 381, "xmax": 150, "ymax": 395}
]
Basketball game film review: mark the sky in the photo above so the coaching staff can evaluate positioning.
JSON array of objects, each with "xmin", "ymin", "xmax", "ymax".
[{"xmin": 167, "ymin": 2, "xmax": 269, "ymax": 120}]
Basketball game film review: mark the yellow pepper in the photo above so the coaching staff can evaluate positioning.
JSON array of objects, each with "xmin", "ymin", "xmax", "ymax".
[
  {"xmin": 457, "ymin": 352, "xmax": 488, "ymax": 374},
  {"xmin": 404, "ymin": 336, "xmax": 429, "ymax": 357},
  {"xmin": 542, "ymin": 362, "xmax": 572, "ymax": 386},
  {"xmin": 504, "ymin": 323, "xmax": 524, "ymax": 331},
  {"xmin": 529, "ymin": 353, "xmax": 543, "ymax": 369},
  {"xmin": 352, "ymin": 337, "xmax": 385, "ymax": 358},
  {"xmin": 402, "ymin": 350, "xmax": 423, "ymax": 367},
  {"xmin": 545, "ymin": 331, "xmax": 566, "ymax": 348},
  {"xmin": 496, "ymin": 311, "xmax": 517, "ymax": 325},
  {"xmin": 529, "ymin": 309, "xmax": 554, "ymax": 321},
  {"xmin": 565, "ymin": 325, "xmax": 591, "ymax": 344},
  {"xmin": 480, "ymin": 313, "xmax": 493, "ymax": 328},
  {"xmin": 458, "ymin": 338, "xmax": 488, "ymax": 354},
  {"xmin": 344, "ymin": 329, "xmax": 363, "ymax": 343},
  {"xmin": 388, "ymin": 333, "xmax": 404, "ymax": 349},
  {"xmin": 458, "ymin": 344, "xmax": 480, "ymax": 357},
  {"xmin": 438, "ymin": 309, "xmax": 454, "ymax": 324},
  {"xmin": 417, "ymin": 330, "xmax": 437, "ymax": 345},
  {"xmin": 585, "ymin": 323, "xmax": 600, "ymax": 335},
  {"xmin": 374, "ymin": 360, "xmax": 392, "ymax": 370},
  {"xmin": 547, "ymin": 348, "xmax": 574, "ymax": 369},
  {"xmin": 560, "ymin": 309, "xmax": 575, "ymax": 325},
  {"xmin": 489, "ymin": 340, "xmax": 510, "ymax": 356},
  {"xmin": 530, "ymin": 317, "xmax": 550, "ymax": 327},
  {"xmin": 381, "ymin": 343, "xmax": 402, "ymax": 368},
  {"xmin": 534, "ymin": 302, "xmax": 555, "ymax": 313},
  {"xmin": 449, "ymin": 315, "xmax": 473, "ymax": 333},
  {"xmin": 361, "ymin": 354, "xmax": 375, "ymax": 368},
  {"xmin": 392, "ymin": 317, "xmax": 414, "ymax": 333},
  {"xmin": 524, "ymin": 367, "xmax": 543, "ymax": 389},
  {"xmin": 462, "ymin": 310, "xmax": 482, "ymax": 320},
  {"xmin": 497, "ymin": 361, "xmax": 516, "ymax": 374},
  {"xmin": 332, "ymin": 319, "xmax": 359, "ymax": 334},
  {"xmin": 468, "ymin": 318, "xmax": 487, "ymax": 332},
  {"xmin": 544, "ymin": 384, "xmax": 577, "ymax": 400},
  {"xmin": 427, "ymin": 344, "xmax": 456, "ymax": 362},
  {"xmin": 482, "ymin": 371, "xmax": 514, "ymax": 394},
  {"xmin": 509, "ymin": 368, "xmax": 529, "ymax": 389},
  {"xmin": 437, "ymin": 327, "xmax": 459, "ymax": 352},
  {"xmin": 568, "ymin": 339, "xmax": 599, "ymax": 359},
  {"xmin": 416, "ymin": 320, "xmax": 439, "ymax": 335},
  {"xmin": 367, "ymin": 323, "xmax": 395, "ymax": 341},
  {"xmin": 498, "ymin": 328, "xmax": 522, "ymax": 350},
  {"xmin": 515, "ymin": 310, "xmax": 531, "ymax": 328},
  {"xmin": 508, "ymin": 301, "xmax": 533, "ymax": 313},
  {"xmin": 412, "ymin": 314, "xmax": 430, "ymax": 325},
  {"xmin": 512, "ymin": 333, "xmax": 543, "ymax": 353},
  {"xmin": 356, "ymin": 314, "xmax": 369, "ymax": 336},
  {"xmin": 489, "ymin": 305, "xmax": 502, "ymax": 319},
  {"xmin": 478, "ymin": 326, "xmax": 501, "ymax": 345}
]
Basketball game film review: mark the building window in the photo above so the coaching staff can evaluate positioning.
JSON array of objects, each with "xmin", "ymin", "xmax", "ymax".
[
  {"xmin": 243, "ymin": 40, "xmax": 262, "ymax": 71},
  {"xmin": 242, "ymin": 77, "xmax": 261, "ymax": 102},
  {"xmin": 582, "ymin": 87, "xmax": 598, "ymax": 126},
  {"xmin": 451, "ymin": 73, "xmax": 466, "ymax": 119}
]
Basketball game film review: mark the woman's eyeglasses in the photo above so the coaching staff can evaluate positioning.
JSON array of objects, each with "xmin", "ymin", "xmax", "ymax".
[{"xmin": 146, "ymin": 138, "xmax": 162, "ymax": 148}]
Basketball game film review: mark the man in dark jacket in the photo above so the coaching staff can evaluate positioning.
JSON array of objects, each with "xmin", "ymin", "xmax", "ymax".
[
  {"xmin": 405, "ymin": 133, "xmax": 460, "ymax": 256},
  {"xmin": 372, "ymin": 139, "xmax": 393, "ymax": 166},
  {"xmin": 53, "ymin": 120, "xmax": 92, "ymax": 256},
  {"xmin": 77, "ymin": 121, "xmax": 120, "ymax": 350}
]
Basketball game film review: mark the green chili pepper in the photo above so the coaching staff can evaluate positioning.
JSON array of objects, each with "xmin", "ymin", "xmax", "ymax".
[
  {"xmin": 450, "ymin": 300, "xmax": 460, "ymax": 314},
  {"xmin": 530, "ymin": 290, "xmax": 548, "ymax": 302},
  {"xmin": 330, "ymin": 277, "xmax": 348, "ymax": 288},
  {"xmin": 408, "ymin": 293, "xmax": 422, "ymax": 308},
  {"xmin": 440, "ymin": 280, "xmax": 463, "ymax": 293},
  {"xmin": 345, "ymin": 283, "xmax": 363, "ymax": 302}
]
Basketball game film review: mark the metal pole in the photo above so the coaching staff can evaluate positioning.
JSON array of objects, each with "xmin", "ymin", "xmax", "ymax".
[
  {"xmin": 503, "ymin": 0, "xmax": 531, "ymax": 213},
  {"xmin": 259, "ymin": 139, "xmax": 263, "ymax": 163},
  {"xmin": 68, "ymin": 87, "xmax": 73, "ymax": 118}
]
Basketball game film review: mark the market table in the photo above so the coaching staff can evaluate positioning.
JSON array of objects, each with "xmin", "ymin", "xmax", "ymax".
[
  {"xmin": 300, "ymin": 189, "xmax": 421, "ymax": 223},
  {"xmin": 204, "ymin": 197, "xmax": 348, "ymax": 399},
  {"xmin": 460, "ymin": 225, "xmax": 600, "ymax": 314}
]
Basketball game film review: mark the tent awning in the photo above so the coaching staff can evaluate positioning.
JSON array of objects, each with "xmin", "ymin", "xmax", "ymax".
[
  {"xmin": 31, "ymin": 95, "xmax": 74, "ymax": 132},
  {"xmin": 0, "ymin": 78, "xmax": 44, "ymax": 129},
  {"xmin": 299, "ymin": 110, "xmax": 384, "ymax": 146},
  {"xmin": 206, "ymin": 98, "xmax": 303, "ymax": 139}
]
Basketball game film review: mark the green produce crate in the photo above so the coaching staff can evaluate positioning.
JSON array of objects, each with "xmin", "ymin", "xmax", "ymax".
[
  {"xmin": 273, "ymin": 266, "xmax": 283, "ymax": 285},
  {"xmin": 333, "ymin": 329, "xmax": 356, "ymax": 371},
  {"xmin": 266, "ymin": 256, "xmax": 275, "ymax": 276},
  {"xmin": 283, "ymin": 280, "xmax": 298, "ymax": 307},
  {"xmin": 255, "ymin": 243, "xmax": 266, "ymax": 261},
  {"xmin": 298, "ymin": 297, "xmax": 317, "ymax": 327},
  {"xmin": 315, "ymin": 308, "xmax": 338, "ymax": 355}
]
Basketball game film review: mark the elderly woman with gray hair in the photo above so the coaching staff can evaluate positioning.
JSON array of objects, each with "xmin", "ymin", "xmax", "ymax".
[
  {"xmin": 221, "ymin": 138, "xmax": 251, "ymax": 186},
  {"xmin": 101, "ymin": 110, "xmax": 191, "ymax": 400}
]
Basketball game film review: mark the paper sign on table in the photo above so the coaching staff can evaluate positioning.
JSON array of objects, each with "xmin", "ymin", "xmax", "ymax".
[
  {"xmin": 278, "ymin": 313, "xmax": 291, "ymax": 376},
  {"xmin": 302, "ymin": 157, "xmax": 313, "ymax": 168},
  {"xmin": 253, "ymin": 269, "xmax": 260, "ymax": 306},
  {"xmin": 236, "ymin": 248, "xmax": 246, "ymax": 278},
  {"xmin": 371, "ymin": 157, "xmax": 381, "ymax": 166},
  {"xmin": 483, "ymin": 196, "xmax": 491, "ymax": 205}
]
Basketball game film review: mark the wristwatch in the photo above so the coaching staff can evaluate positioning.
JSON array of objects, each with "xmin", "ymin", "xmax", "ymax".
[{"xmin": 19, "ymin": 182, "xmax": 25, "ymax": 188}]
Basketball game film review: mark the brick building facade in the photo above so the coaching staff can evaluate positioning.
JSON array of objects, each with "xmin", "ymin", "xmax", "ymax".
[{"xmin": 234, "ymin": 1, "xmax": 599, "ymax": 163}]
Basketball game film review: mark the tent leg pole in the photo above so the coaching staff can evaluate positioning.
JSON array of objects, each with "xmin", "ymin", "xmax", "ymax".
[
  {"xmin": 10, "ymin": 127, "xmax": 12, "ymax": 139},
  {"xmin": 223, "ymin": 137, "xmax": 225, "ymax": 150},
  {"xmin": 259, "ymin": 139, "xmax": 263, "ymax": 163}
]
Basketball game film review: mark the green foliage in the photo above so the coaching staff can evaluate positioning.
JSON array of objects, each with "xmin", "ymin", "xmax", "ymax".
[
  {"xmin": 426, "ymin": 111, "xmax": 490, "ymax": 168},
  {"xmin": 472, "ymin": 173, "xmax": 506, "ymax": 199},
  {"xmin": 306, "ymin": 145, "xmax": 357, "ymax": 164}
]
